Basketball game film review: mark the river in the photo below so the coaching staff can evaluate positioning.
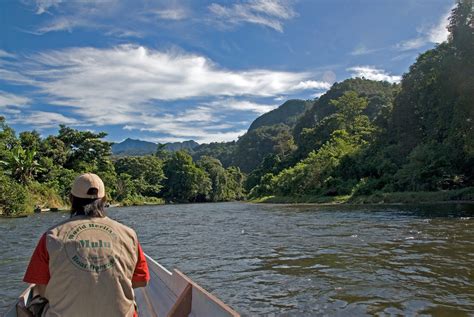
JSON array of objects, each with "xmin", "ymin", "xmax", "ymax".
[{"xmin": 1, "ymin": 202, "xmax": 473, "ymax": 316}]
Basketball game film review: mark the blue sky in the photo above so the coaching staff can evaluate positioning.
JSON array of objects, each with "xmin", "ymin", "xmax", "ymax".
[{"xmin": 0, "ymin": 0, "xmax": 454, "ymax": 144}]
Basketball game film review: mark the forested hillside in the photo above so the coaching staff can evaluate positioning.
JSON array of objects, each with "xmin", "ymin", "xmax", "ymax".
[
  {"xmin": 248, "ymin": 1, "xmax": 473, "ymax": 200},
  {"xmin": 248, "ymin": 99, "xmax": 311, "ymax": 131},
  {"xmin": 112, "ymin": 138, "xmax": 199, "ymax": 156},
  {"xmin": 0, "ymin": 1, "xmax": 472, "ymax": 215}
]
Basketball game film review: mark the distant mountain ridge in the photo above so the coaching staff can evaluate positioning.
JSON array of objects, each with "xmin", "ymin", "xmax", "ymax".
[
  {"xmin": 112, "ymin": 138, "xmax": 199, "ymax": 156},
  {"xmin": 113, "ymin": 100, "xmax": 309, "ymax": 159}
]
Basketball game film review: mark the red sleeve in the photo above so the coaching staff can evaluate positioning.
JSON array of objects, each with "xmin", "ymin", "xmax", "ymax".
[
  {"xmin": 23, "ymin": 233, "xmax": 50, "ymax": 284},
  {"xmin": 132, "ymin": 242, "xmax": 150, "ymax": 282}
]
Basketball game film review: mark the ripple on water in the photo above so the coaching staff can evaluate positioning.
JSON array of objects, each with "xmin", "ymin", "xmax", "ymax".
[{"xmin": 1, "ymin": 202, "xmax": 474, "ymax": 315}]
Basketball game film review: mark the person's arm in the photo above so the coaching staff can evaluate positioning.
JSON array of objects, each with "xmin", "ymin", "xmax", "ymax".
[
  {"xmin": 24, "ymin": 234, "xmax": 50, "ymax": 296},
  {"xmin": 132, "ymin": 242, "xmax": 150, "ymax": 288},
  {"xmin": 34, "ymin": 284, "xmax": 47, "ymax": 297}
]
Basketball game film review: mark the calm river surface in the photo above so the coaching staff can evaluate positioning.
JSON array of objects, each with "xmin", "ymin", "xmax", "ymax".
[{"xmin": 1, "ymin": 202, "xmax": 474, "ymax": 316}]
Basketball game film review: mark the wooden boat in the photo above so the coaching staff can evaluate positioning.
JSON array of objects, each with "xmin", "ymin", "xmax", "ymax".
[{"xmin": 5, "ymin": 254, "xmax": 240, "ymax": 317}]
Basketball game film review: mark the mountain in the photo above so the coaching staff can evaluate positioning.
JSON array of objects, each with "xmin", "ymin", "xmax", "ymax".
[
  {"xmin": 164, "ymin": 140, "xmax": 199, "ymax": 152},
  {"xmin": 112, "ymin": 138, "xmax": 199, "ymax": 156},
  {"xmin": 112, "ymin": 138, "xmax": 157, "ymax": 156},
  {"xmin": 248, "ymin": 99, "xmax": 312, "ymax": 132}
]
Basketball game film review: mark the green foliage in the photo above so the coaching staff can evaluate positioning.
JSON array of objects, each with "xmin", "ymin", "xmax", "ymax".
[
  {"xmin": 57, "ymin": 125, "xmax": 112, "ymax": 171},
  {"xmin": 192, "ymin": 141, "xmax": 236, "ymax": 167},
  {"xmin": 114, "ymin": 156, "xmax": 165, "ymax": 199},
  {"xmin": 272, "ymin": 130, "xmax": 360, "ymax": 196},
  {"xmin": 27, "ymin": 181, "xmax": 65, "ymax": 209},
  {"xmin": 1, "ymin": 145, "xmax": 43, "ymax": 184},
  {"xmin": 163, "ymin": 151, "xmax": 212, "ymax": 203},
  {"xmin": 198, "ymin": 156, "xmax": 228, "ymax": 201},
  {"xmin": 197, "ymin": 156, "xmax": 246, "ymax": 201},
  {"xmin": 294, "ymin": 79, "xmax": 398, "ymax": 160},
  {"xmin": 121, "ymin": 195, "xmax": 164, "ymax": 207},
  {"xmin": 234, "ymin": 124, "xmax": 296, "ymax": 173},
  {"xmin": 225, "ymin": 166, "xmax": 246, "ymax": 200},
  {"xmin": 248, "ymin": 99, "xmax": 312, "ymax": 131},
  {"xmin": 0, "ymin": 117, "xmax": 17, "ymax": 162},
  {"xmin": 250, "ymin": 1, "xmax": 473, "ymax": 201},
  {"xmin": 0, "ymin": 117, "xmax": 244, "ymax": 210},
  {"xmin": 0, "ymin": 174, "xmax": 29, "ymax": 215}
]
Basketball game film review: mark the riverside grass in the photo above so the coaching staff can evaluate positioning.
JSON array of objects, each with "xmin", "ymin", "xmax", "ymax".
[{"xmin": 252, "ymin": 187, "xmax": 474, "ymax": 205}]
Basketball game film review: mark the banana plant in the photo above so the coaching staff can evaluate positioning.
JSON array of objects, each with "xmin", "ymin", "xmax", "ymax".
[{"xmin": 0, "ymin": 145, "xmax": 44, "ymax": 184}]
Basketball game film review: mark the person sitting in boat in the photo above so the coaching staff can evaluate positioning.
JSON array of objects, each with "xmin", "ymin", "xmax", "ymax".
[{"xmin": 23, "ymin": 173, "xmax": 150, "ymax": 317}]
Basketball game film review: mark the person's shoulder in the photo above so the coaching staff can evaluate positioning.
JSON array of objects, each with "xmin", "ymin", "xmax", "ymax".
[{"xmin": 45, "ymin": 216, "xmax": 81, "ymax": 233}]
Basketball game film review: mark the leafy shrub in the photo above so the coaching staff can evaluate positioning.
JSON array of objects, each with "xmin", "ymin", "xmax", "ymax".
[{"xmin": 0, "ymin": 175, "xmax": 29, "ymax": 215}]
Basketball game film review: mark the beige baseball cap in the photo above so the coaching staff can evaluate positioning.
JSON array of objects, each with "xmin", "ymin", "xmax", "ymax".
[{"xmin": 71, "ymin": 173, "xmax": 105, "ymax": 199}]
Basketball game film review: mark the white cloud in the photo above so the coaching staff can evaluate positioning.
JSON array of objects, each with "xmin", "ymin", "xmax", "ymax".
[
  {"xmin": 0, "ymin": 50, "xmax": 15, "ymax": 59},
  {"xmin": 0, "ymin": 91, "xmax": 31, "ymax": 108},
  {"xmin": 428, "ymin": 9, "xmax": 451, "ymax": 43},
  {"xmin": 396, "ymin": 37, "xmax": 426, "ymax": 51},
  {"xmin": 0, "ymin": 45, "xmax": 327, "ymax": 142},
  {"xmin": 124, "ymin": 114, "xmax": 247, "ymax": 143},
  {"xmin": 292, "ymin": 80, "xmax": 331, "ymax": 90},
  {"xmin": 209, "ymin": 0, "xmax": 296, "ymax": 32},
  {"xmin": 9, "ymin": 111, "xmax": 79, "ymax": 128},
  {"xmin": 36, "ymin": 17, "xmax": 89, "ymax": 34},
  {"xmin": 153, "ymin": 8, "xmax": 187, "ymax": 20},
  {"xmin": 26, "ymin": 0, "xmax": 189, "ymax": 36},
  {"xmin": 205, "ymin": 99, "xmax": 278, "ymax": 115},
  {"xmin": 34, "ymin": 0, "xmax": 62, "ymax": 14},
  {"xmin": 396, "ymin": 5, "xmax": 452, "ymax": 51},
  {"xmin": 15, "ymin": 45, "xmax": 326, "ymax": 116},
  {"xmin": 348, "ymin": 66, "xmax": 401, "ymax": 83},
  {"xmin": 350, "ymin": 45, "xmax": 379, "ymax": 56}
]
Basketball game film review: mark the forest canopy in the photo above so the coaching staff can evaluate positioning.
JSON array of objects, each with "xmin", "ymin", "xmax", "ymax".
[{"xmin": 0, "ymin": 0, "xmax": 472, "ymax": 215}]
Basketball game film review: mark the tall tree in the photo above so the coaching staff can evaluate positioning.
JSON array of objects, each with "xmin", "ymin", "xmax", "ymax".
[{"xmin": 162, "ymin": 151, "xmax": 211, "ymax": 203}]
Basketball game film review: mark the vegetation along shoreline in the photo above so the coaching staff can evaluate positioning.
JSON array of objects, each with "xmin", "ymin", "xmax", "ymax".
[{"xmin": 1, "ymin": 2, "xmax": 473, "ymax": 216}]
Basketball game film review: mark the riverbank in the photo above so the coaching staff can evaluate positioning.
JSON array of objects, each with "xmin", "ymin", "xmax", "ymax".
[{"xmin": 252, "ymin": 187, "xmax": 474, "ymax": 205}]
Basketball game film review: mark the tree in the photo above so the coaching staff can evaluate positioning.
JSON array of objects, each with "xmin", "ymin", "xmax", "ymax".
[
  {"xmin": 1, "ymin": 145, "xmax": 43, "ymax": 184},
  {"xmin": 198, "ymin": 156, "xmax": 228, "ymax": 201},
  {"xmin": 225, "ymin": 166, "xmax": 246, "ymax": 200},
  {"xmin": 162, "ymin": 151, "xmax": 211, "ymax": 202},
  {"xmin": 234, "ymin": 124, "xmax": 296, "ymax": 173},
  {"xmin": 0, "ymin": 174, "xmax": 29, "ymax": 215},
  {"xmin": 57, "ymin": 125, "xmax": 112, "ymax": 171},
  {"xmin": 114, "ymin": 156, "xmax": 165, "ymax": 198},
  {"xmin": 0, "ymin": 116, "xmax": 17, "ymax": 163}
]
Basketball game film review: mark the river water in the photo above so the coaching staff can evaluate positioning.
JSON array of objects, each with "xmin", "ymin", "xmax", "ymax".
[{"xmin": 1, "ymin": 202, "xmax": 473, "ymax": 316}]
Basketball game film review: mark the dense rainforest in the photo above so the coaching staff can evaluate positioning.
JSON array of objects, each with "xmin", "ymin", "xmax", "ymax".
[{"xmin": 0, "ymin": 0, "xmax": 472, "ymax": 215}]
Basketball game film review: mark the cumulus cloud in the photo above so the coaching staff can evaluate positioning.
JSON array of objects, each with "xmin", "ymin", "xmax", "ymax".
[
  {"xmin": 209, "ymin": 0, "xmax": 297, "ymax": 32},
  {"xmin": 348, "ymin": 66, "xmax": 401, "ymax": 83}
]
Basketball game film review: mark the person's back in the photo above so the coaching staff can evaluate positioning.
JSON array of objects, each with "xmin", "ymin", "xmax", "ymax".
[{"xmin": 23, "ymin": 173, "xmax": 149, "ymax": 317}]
